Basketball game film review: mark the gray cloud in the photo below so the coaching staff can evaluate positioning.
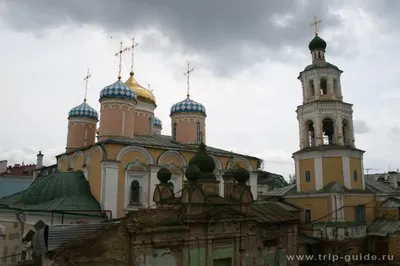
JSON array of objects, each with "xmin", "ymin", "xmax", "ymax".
[
  {"xmin": 354, "ymin": 120, "xmax": 371, "ymax": 134},
  {"xmin": 0, "ymin": 0, "xmax": 343, "ymax": 75}
]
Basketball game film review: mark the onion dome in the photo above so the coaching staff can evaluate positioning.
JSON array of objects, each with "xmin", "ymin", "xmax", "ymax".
[
  {"xmin": 170, "ymin": 97, "xmax": 206, "ymax": 116},
  {"xmin": 185, "ymin": 164, "xmax": 201, "ymax": 181},
  {"xmin": 233, "ymin": 167, "xmax": 250, "ymax": 184},
  {"xmin": 68, "ymin": 101, "xmax": 98, "ymax": 120},
  {"xmin": 189, "ymin": 142, "xmax": 215, "ymax": 174},
  {"xmin": 157, "ymin": 167, "xmax": 172, "ymax": 183},
  {"xmin": 99, "ymin": 78, "xmax": 137, "ymax": 101},
  {"xmin": 308, "ymin": 34, "xmax": 327, "ymax": 51},
  {"xmin": 153, "ymin": 116, "xmax": 162, "ymax": 129},
  {"xmin": 125, "ymin": 72, "xmax": 156, "ymax": 105}
]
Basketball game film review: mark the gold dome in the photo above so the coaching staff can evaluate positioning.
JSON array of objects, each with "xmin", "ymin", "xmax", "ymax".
[{"xmin": 124, "ymin": 72, "xmax": 156, "ymax": 105}]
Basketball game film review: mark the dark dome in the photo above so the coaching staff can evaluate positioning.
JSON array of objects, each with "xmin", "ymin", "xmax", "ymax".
[
  {"xmin": 157, "ymin": 167, "xmax": 172, "ymax": 183},
  {"xmin": 233, "ymin": 167, "xmax": 250, "ymax": 184},
  {"xmin": 185, "ymin": 164, "xmax": 201, "ymax": 181},
  {"xmin": 189, "ymin": 142, "xmax": 215, "ymax": 173},
  {"xmin": 308, "ymin": 34, "xmax": 327, "ymax": 51}
]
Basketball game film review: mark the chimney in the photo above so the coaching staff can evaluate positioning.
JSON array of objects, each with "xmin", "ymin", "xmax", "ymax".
[
  {"xmin": 388, "ymin": 171, "xmax": 398, "ymax": 190},
  {"xmin": 36, "ymin": 151, "xmax": 44, "ymax": 169},
  {"xmin": 0, "ymin": 160, "xmax": 7, "ymax": 173}
]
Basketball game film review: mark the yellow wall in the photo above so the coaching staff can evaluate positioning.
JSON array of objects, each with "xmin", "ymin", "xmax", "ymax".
[
  {"xmin": 73, "ymin": 155, "xmax": 84, "ymax": 171},
  {"xmin": 88, "ymin": 150, "xmax": 102, "ymax": 202},
  {"xmin": 343, "ymin": 195, "xmax": 375, "ymax": 223},
  {"xmin": 298, "ymin": 159, "xmax": 315, "ymax": 191},
  {"xmin": 349, "ymin": 157, "xmax": 363, "ymax": 189},
  {"xmin": 322, "ymin": 157, "xmax": 343, "ymax": 186},
  {"xmin": 60, "ymin": 158, "xmax": 69, "ymax": 171},
  {"xmin": 285, "ymin": 196, "xmax": 331, "ymax": 223}
]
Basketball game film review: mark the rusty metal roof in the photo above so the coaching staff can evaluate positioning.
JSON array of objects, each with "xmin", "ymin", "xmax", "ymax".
[
  {"xmin": 251, "ymin": 201, "xmax": 299, "ymax": 223},
  {"xmin": 367, "ymin": 219, "xmax": 400, "ymax": 237},
  {"xmin": 46, "ymin": 222, "xmax": 114, "ymax": 251}
]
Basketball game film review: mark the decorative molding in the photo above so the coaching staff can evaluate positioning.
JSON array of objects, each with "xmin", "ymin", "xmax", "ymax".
[
  {"xmin": 116, "ymin": 146, "xmax": 154, "ymax": 164},
  {"xmin": 68, "ymin": 119, "xmax": 97, "ymax": 126},
  {"xmin": 293, "ymin": 148, "xmax": 364, "ymax": 160},
  {"xmin": 157, "ymin": 150, "xmax": 187, "ymax": 168},
  {"xmin": 171, "ymin": 117, "xmax": 205, "ymax": 123},
  {"xmin": 86, "ymin": 145, "xmax": 105, "ymax": 166},
  {"xmin": 101, "ymin": 160, "xmax": 121, "ymax": 169}
]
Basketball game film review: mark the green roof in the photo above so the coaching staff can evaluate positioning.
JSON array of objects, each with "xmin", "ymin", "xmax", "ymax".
[
  {"xmin": 57, "ymin": 134, "xmax": 261, "ymax": 168},
  {"xmin": 0, "ymin": 170, "xmax": 103, "ymax": 217}
]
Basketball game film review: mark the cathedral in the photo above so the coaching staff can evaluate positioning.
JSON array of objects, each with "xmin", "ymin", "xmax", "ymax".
[{"xmin": 58, "ymin": 47, "xmax": 260, "ymax": 219}]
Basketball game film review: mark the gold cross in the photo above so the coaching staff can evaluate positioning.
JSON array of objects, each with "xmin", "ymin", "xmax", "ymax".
[
  {"xmin": 184, "ymin": 61, "xmax": 194, "ymax": 98},
  {"xmin": 311, "ymin": 15, "xmax": 321, "ymax": 35},
  {"xmin": 114, "ymin": 41, "xmax": 131, "ymax": 79},
  {"xmin": 130, "ymin": 37, "xmax": 139, "ymax": 74},
  {"xmin": 83, "ymin": 68, "xmax": 91, "ymax": 102}
]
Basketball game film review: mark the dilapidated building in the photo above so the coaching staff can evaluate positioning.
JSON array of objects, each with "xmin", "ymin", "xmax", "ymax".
[{"xmin": 26, "ymin": 143, "xmax": 300, "ymax": 266}]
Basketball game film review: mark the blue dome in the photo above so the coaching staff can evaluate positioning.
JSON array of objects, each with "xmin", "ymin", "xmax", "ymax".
[
  {"xmin": 99, "ymin": 79, "xmax": 137, "ymax": 101},
  {"xmin": 170, "ymin": 97, "xmax": 206, "ymax": 116},
  {"xmin": 68, "ymin": 101, "xmax": 98, "ymax": 120},
  {"xmin": 153, "ymin": 116, "xmax": 162, "ymax": 128}
]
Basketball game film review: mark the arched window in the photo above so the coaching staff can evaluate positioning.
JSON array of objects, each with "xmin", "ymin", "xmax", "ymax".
[
  {"xmin": 320, "ymin": 78, "xmax": 327, "ymax": 94},
  {"xmin": 305, "ymin": 171, "xmax": 311, "ymax": 182},
  {"xmin": 353, "ymin": 170, "xmax": 358, "ymax": 181},
  {"xmin": 129, "ymin": 180, "xmax": 140, "ymax": 205},
  {"xmin": 148, "ymin": 117, "xmax": 153, "ymax": 133},
  {"xmin": 308, "ymin": 80, "xmax": 315, "ymax": 97},
  {"xmin": 196, "ymin": 122, "xmax": 201, "ymax": 143},
  {"xmin": 173, "ymin": 123, "xmax": 177, "ymax": 141}
]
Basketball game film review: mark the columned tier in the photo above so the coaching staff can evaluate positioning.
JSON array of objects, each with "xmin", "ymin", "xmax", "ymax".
[
  {"xmin": 296, "ymin": 100, "xmax": 356, "ymax": 149},
  {"xmin": 293, "ymin": 145, "xmax": 365, "ymax": 192}
]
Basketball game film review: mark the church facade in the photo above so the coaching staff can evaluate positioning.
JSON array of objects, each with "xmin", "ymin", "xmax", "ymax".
[{"xmin": 58, "ymin": 63, "xmax": 260, "ymax": 219}]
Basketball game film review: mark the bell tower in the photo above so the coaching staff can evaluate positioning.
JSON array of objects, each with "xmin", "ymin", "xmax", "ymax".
[{"xmin": 293, "ymin": 18, "xmax": 365, "ymax": 192}]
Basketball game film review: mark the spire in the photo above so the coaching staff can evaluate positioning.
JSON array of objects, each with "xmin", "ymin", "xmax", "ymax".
[
  {"xmin": 114, "ymin": 41, "xmax": 130, "ymax": 80},
  {"xmin": 183, "ymin": 61, "xmax": 194, "ymax": 98},
  {"xmin": 311, "ymin": 15, "xmax": 321, "ymax": 35},
  {"xmin": 129, "ymin": 37, "xmax": 139, "ymax": 76},
  {"xmin": 83, "ymin": 69, "xmax": 91, "ymax": 103}
]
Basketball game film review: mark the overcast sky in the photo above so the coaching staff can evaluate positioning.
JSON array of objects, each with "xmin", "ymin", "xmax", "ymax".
[{"xmin": 0, "ymin": 0, "xmax": 399, "ymax": 179}]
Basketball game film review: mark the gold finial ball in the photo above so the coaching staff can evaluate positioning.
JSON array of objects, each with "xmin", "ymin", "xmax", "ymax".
[
  {"xmin": 118, "ymin": 76, "xmax": 121, "ymax": 80},
  {"xmin": 130, "ymin": 71, "xmax": 134, "ymax": 76}
]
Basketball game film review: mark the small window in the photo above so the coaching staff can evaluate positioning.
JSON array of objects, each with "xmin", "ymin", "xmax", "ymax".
[
  {"xmin": 196, "ymin": 122, "xmax": 201, "ymax": 143},
  {"xmin": 305, "ymin": 209, "xmax": 311, "ymax": 223},
  {"xmin": 305, "ymin": 171, "xmax": 311, "ymax": 182},
  {"xmin": 355, "ymin": 205, "xmax": 365, "ymax": 222},
  {"xmin": 172, "ymin": 123, "xmax": 177, "ymax": 141},
  {"xmin": 353, "ymin": 170, "xmax": 358, "ymax": 181},
  {"xmin": 129, "ymin": 180, "xmax": 141, "ymax": 205}
]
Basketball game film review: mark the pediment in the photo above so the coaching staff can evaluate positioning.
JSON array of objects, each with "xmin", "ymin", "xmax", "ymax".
[
  {"xmin": 207, "ymin": 206, "xmax": 247, "ymax": 221},
  {"xmin": 126, "ymin": 159, "xmax": 148, "ymax": 172}
]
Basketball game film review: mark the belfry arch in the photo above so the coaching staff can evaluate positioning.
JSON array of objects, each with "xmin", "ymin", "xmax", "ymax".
[
  {"xmin": 342, "ymin": 118, "xmax": 351, "ymax": 146},
  {"xmin": 322, "ymin": 117, "xmax": 335, "ymax": 145},
  {"xmin": 304, "ymin": 120, "xmax": 315, "ymax": 147}
]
